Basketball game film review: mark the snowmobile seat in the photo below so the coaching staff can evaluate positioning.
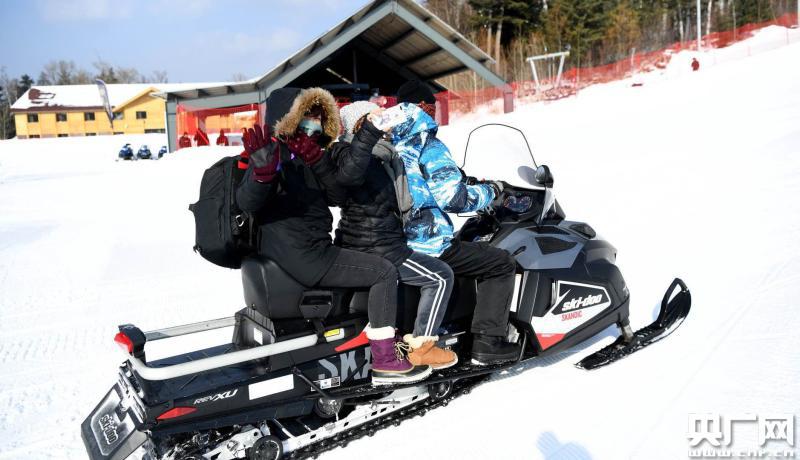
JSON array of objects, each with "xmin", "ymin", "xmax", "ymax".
[{"xmin": 241, "ymin": 256, "xmax": 366, "ymax": 320}]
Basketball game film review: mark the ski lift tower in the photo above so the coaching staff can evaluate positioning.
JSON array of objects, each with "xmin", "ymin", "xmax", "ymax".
[{"xmin": 525, "ymin": 50, "xmax": 570, "ymax": 92}]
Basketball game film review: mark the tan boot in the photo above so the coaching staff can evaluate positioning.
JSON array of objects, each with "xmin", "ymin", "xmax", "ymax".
[{"xmin": 403, "ymin": 334, "xmax": 458, "ymax": 369}]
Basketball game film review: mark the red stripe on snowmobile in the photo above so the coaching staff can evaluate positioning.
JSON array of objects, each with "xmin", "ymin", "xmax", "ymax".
[
  {"xmin": 334, "ymin": 331, "xmax": 368, "ymax": 352},
  {"xmin": 536, "ymin": 333, "xmax": 566, "ymax": 350},
  {"xmin": 157, "ymin": 406, "xmax": 197, "ymax": 420}
]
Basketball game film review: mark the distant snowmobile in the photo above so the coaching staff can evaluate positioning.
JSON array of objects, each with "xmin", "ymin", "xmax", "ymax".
[
  {"xmin": 137, "ymin": 145, "xmax": 152, "ymax": 160},
  {"xmin": 158, "ymin": 146, "xmax": 168, "ymax": 159},
  {"xmin": 118, "ymin": 144, "xmax": 134, "ymax": 161},
  {"xmin": 82, "ymin": 124, "xmax": 690, "ymax": 460}
]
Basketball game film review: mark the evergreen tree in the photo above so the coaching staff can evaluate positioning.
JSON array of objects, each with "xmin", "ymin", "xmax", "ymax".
[
  {"xmin": 604, "ymin": 1, "xmax": 641, "ymax": 61},
  {"xmin": 16, "ymin": 74, "xmax": 34, "ymax": 96},
  {"xmin": 541, "ymin": 0, "xmax": 611, "ymax": 67}
]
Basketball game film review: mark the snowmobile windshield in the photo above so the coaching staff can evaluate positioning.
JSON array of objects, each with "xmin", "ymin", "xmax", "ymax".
[{"xmin": 461, "ymin": 124, "xmax": 540, "ymax": 189}]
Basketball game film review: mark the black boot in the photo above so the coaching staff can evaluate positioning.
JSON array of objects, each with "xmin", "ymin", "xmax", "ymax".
[{"xmin": 471, "ymin": 334, "xmax": 521, "ymax": 366}]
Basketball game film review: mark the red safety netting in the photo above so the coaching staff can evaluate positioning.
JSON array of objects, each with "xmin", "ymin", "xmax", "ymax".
[
  {"xmin": 435, "ymin": 12, "xmax": 799, "ymax": 122},
  {"xmin": 173, "ymin": 13, "xmax": 796, "ymax": 136},
  {"xmin": 176, "ymin": 103, "xmax": 261, "ymax": 148}
]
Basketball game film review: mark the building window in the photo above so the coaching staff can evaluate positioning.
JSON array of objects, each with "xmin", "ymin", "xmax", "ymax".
[
  {"xmin": 29, "ymin": 134, "xmax": 40, "ymax": 138},
  {"xmin": 56, "ymin": 113, "xmax": 67, "ymax": 122},
  {"xmin": 86, "ymin": 133, "xmax": 97, "ymax": 136},
  {"xmin": 113, "ymin": 112, "xmax": 123, "ymax": 120},
  {"xmin": 136, "ymin": 111, "xmax": 147, "ymax": 120},
  {"xmin": 27, "ymin": 113, "xmax": 39, "ymax": 123},
  {"xmin": 84, "ymin": 112, "xmax": 95, "ymax": 121},
  {"xmin": 113, "ymin": 132, "xmax": 124, "ymax": 135},
  {"xmin": 58, "ymin": 134, "xmax": 68, "ymax": 137},
  {"xmin": 145, "ymin": 128, "xmax": 165, "ymax": 134}
]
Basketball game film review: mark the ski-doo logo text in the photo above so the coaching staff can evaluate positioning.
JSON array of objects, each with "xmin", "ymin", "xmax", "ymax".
[
  {"xmin": 194, "ymin": 389, "xmax": 238, "ymax": 405},
  {"xmin": 562, "ymin": 294, "xmax": 603, "ymax": 311},
  {"xmin": 551, "ymin": 281, "xmax": 610, "ymax": 316},
  {"xmin": 98, "ymin": 414, "xmax": 119, "ymax": 445}
]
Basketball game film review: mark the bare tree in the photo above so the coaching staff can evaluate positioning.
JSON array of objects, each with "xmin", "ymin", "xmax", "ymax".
[
  {"xmin": 0, "ymin": 67, "xmax": 19, "ymax": 139},
  {"xmin": 494, "ymin": 5, "xmax": 504, "ymax": 70},
  {"xmin": 115, "ymin": 67, "xmax": 141, "ymax": 84},
  {"xmin": 150, "ymin": 70, "xmax": 169, "ymax": 83},
  {"xmin": 706, "ymin": 0, "xmax": 714, "ymax": 35}
]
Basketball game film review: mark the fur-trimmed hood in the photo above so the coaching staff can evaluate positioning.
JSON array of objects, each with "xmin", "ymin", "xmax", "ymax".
[{"xmin": 273, "ymin": 87, "xmax": 341, "ymax": 147}]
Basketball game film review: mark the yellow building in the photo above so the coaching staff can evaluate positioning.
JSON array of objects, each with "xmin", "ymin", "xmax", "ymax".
[{"xmin": 10, "ymin": 83, "xmax": 214, "ymax": 139}]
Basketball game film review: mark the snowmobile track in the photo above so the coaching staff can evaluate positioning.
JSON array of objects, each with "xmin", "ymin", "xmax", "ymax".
[{"xmin": 287, "ymin": 375, "xmax": 488, "ymax": 460}]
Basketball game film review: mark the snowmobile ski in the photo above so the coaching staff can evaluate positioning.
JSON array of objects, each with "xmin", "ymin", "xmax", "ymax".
[{"xmin": 576, "ymin": 278, "xmax": 691, "ymax": 370}]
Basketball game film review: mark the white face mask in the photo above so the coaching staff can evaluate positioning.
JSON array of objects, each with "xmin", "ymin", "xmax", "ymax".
[{"xmin": 298, "ymin": 118, "xmax": 323, "ymax": 137}]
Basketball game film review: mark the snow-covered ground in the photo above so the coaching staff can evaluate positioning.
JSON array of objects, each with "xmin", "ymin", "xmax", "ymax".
[{"xmin": 1, "ymin": 27, "xmax": 799, "ymax": 459}]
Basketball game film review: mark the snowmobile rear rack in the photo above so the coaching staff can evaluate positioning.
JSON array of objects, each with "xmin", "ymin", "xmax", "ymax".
[
  {"xmin": 128, "ymin": 334, "xmax": 319, "ymax": 381},
  {"xmin": 120, "ymin": 315, "xmax": 325, "ymax": 381},
  {"xmin": 143, "ymin": 316, "xmax": 236, "ymax": 340}
]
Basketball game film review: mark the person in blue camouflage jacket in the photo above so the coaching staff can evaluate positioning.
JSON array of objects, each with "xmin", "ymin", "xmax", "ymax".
[{"xmin": 390, "ymin": 80, "xmax": 521, "ymax": 366}]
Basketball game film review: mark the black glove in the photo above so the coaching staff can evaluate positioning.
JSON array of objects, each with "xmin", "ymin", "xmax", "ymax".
[
  {"xmin": 460, "ymin": 168, "xmax": 479, "ymax": 185},
  {"xmin": 488, "ymin": 181, "xmax": 505, "ymax": 206}
]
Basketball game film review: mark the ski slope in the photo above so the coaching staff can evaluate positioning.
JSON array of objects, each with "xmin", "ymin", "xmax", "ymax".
[{"xmin": 1, "ymin": 28, "xmax": 799, "ymax": 459}]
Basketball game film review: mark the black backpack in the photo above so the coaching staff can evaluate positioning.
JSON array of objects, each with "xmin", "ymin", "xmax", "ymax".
[{"xmin": 189, "ymin": 155, "xmax": 255, "ymax": 269}]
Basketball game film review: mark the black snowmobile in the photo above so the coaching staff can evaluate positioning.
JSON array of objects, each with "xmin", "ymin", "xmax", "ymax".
[{"xmin": 82, "ymin": 124, "xmax": 691, "ymax": 460}]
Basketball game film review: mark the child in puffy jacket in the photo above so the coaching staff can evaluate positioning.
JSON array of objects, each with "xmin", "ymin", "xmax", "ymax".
[{"xmin": 389, "ymin": 80, "xmax": 521, "ymax": 366}]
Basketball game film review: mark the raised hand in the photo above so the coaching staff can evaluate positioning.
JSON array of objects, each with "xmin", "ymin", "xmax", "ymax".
[
  {"xmin": 286, "ymin": 132, "xmax": 325, "ymax": 165},
  {"xmin": 243, "ymin": 124, "xmax": 280, "ymax": 183}
]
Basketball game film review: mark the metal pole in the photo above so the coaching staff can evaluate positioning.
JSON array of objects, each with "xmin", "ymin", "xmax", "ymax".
[
  {"xmin": 556, "ymin": 54, "xmax": 566, "ymax": 87},
  {"xmin": 530, "ymin": 60, "xmax": 540, "ymax": 91},
  {"xmin": 696, "ymin": 0, "xmax": 702, "ymax": 51}
]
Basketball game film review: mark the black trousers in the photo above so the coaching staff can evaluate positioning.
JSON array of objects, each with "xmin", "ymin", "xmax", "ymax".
[
  {"xmin": 317, "ymin": 248, "xmax": 398, "ymax": 329},
  {"xmin": 439, "ymin": 240, "xmax": 516, "ymax": 337}
]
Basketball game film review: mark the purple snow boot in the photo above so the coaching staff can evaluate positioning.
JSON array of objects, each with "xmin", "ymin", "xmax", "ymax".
[{"xmin": 367, "ymin": 326, "xmax": 432, "ymax": 386}]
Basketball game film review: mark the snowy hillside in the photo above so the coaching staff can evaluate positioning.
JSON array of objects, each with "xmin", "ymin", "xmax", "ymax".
[{"xmin": 1, "ymin": 28, "xmax": 799, "ymax": 459}]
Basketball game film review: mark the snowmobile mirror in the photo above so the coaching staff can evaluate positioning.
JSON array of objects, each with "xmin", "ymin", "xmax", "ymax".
[{"xmin": 535, "ymin": 165, "xmax": 554, "ymax": 188}]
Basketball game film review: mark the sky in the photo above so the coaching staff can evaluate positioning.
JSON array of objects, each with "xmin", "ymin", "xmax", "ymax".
[{"xmin": 0, "ymin": 0, "xmax": 370, "ymax": 84}]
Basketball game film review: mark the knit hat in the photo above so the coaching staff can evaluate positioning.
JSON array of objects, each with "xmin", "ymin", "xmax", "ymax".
[
  {"xmin": 339, "ymin": 101, "xmax": 379, "ymax": 134},
  {"xmin": 396, "ymin": 79, "xmax": 436, "ymax": 104}
]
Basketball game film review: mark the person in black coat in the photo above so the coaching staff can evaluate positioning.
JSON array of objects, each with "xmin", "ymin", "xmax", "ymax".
[
  {"xmin": 330, "ymin": 102, "xmax": 458, "ymax": 369},
  {"xmin": 235, "ymin": 87, "xmax": 430, "ymax": 385}
]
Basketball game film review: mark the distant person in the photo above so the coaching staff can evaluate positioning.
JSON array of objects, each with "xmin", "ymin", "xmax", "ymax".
[
  {"xmin": 178, "ymin": 132, "xmax": 192, "ymax": 149},
  {"xmin": 691, "ymin": 58, "xmax": 700, "ymax": 72},
  {"xmin": 194, "ymin": 128, "xmax": 210, "ymax": 146},
  {"xmin": 216, "ymin": 129, "xmax": 229, "ymax": 146}
]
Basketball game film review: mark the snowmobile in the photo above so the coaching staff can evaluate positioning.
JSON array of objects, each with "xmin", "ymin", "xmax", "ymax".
[
  {"xmin": 118, "ymin": 144, "xmax": 134, "ymax": 161},
  {"xmin": 158, "ymin": 146, "xmax": 168, "ymax": 159},
  {"xmin": 137, "ymin": 145, "xmax": 153, "ymax": 160},
  {"xmin": 82, "ymin": 124, "xmax": 690, "ymax": 460}
]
